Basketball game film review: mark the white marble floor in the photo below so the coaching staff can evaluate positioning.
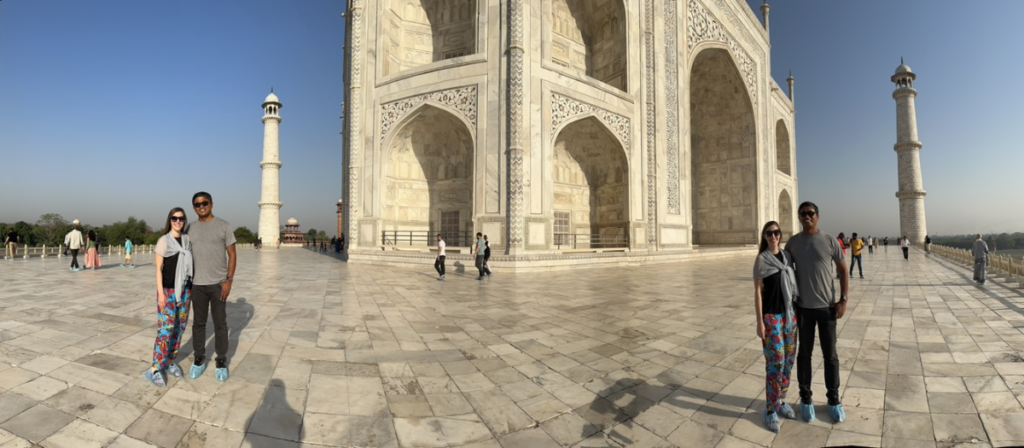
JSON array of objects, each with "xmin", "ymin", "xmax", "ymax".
[{"xmin": 0, "ymin": 246, "xmax": 1022, "ymax": 447}]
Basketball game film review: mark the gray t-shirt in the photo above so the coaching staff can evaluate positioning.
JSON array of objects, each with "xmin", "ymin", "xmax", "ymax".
[
  {"xmin": 785, "ymin": 231, "xmax": 844, "ymax": 309},
  {"xmin": 185, "ymin": 217, "xmax": 236, "ymax": 286},
  {"xmin": 972, "ymin": 240, "xmax": 989, "ymax": 260}
]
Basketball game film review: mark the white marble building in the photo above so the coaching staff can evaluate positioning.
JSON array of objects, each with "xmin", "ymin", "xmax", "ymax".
[{"xmin": 342, "ymin": 0, "xmax": 797, "ymax": 266}]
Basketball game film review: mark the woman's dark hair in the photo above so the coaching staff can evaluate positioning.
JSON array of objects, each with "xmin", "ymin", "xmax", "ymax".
[
  {"xmin": 163, "ymin": 207, "xmax": 187, "ymax": 235},
  {"xmin": 87, "ymin": 230, "xmax": 96, "ymax": 241},
  {"xmin": 759, "ymin": 221, "xmax": 781, "ymax": 253}
]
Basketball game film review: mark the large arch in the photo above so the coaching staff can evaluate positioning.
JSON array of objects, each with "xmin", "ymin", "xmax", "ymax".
[
  {"xmin": 690, "ymin": 48, "xmax": 758, "ymax": 245},
  {"xmin": 382, "ymin": 0, "xmax": 477, "ymax": 76},
  {"xmin": 381, "ymin": 106, "xmax": 474, "ymax": 245},
  {"xmin": 779, "ymin": 189, "xmax": 793, "ymax": 240},
  {"xmin": 776, "ymin": 119, "xmax": 792, "ymax": 176},
  {"xmin": 552, "ymin": 116, "xmax": 629, "ymax": 248},
  {"xmin": 549, "ymin": 0, "xmax": 627, "ymax": 91}
]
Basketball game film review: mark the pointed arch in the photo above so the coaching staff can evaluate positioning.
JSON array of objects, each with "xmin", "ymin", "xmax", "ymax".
[
  {"xmin": 778, "ymin": 189, "xmax": 794, "ymax": 240},
  {"xmin": 549, "ymin": 0, "xmax": 628, "ymax": 91},
  {"xmin": 380, "ymin": 105, "xmax": 474, "ymax": 242},
  {"xmin": 776, "ymin": 119, "xmax": 792, "ymax": 176},
  {"xmin": 690, "ymin": 48, "xmax": 758, "ymax": 245},
  {"xmin": 382, "ymin": 0, "xmax": 477, "ymax": 76},
  {"xmin": 552, "ymin": 116, "xmax": 629, "ymax": 248}
]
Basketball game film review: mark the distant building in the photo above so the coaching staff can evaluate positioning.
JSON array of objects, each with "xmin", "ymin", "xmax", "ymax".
[{"xmin": 281, "ymin": 217, "xmax": 304, "ymax": 246}]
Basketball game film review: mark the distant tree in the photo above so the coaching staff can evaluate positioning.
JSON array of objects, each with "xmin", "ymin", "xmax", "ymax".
[
  {"xmin": 97, "ymin": 217, "xmax": 149, "ymax": 246},
  {"xmin": 317, "ymin": 230, "xmax": 328, "ymax": 240},
  {"xmin": 234, "ymin": 226, "xmax": 257, "ymax": 244},
  {"xmin": 33, "ymin": 213, "xmax": 70, "ymax": 246},
  {"xmin": 12, "ymin": 221, "xmax": 34, "ymax": 246},
  {"xmin": 306, "ymin": 228, "xmax": 319, "ymax": 241}
]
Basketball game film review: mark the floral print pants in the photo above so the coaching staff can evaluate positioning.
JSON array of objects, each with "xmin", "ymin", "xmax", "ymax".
[
  {"xmin": 152, "ymin": 288, "xmax": 191, "ymax": 372},
  {"xmin": 762, "ymin": 312, "xmax": 797, "ymax": 413}
]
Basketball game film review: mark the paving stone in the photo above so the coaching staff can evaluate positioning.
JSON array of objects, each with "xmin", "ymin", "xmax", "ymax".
[
  {"xmin": 0, "ymin": 404, "xmax": 75, "ymax": 443},
  {"xmin": 0, "ymin": 392, "xmax": 35, "ymax": 424},
  {"xmin": 39, "ymin": 419, "xmax": 119, "ymax": 448},
  {"xmin": 931, "ymin": 413, "xmax": 988, "ymax": 444},
  {"xmin": 883, "ymin": 411, "xmax": 934, "ymax": 441},
  {"xmin": 124, "ymin": 409, "xmax": 193, "ymax": 448},
  {"xmin": 81, "ymin": 397, "xmax": 145, "ymax": 434}
]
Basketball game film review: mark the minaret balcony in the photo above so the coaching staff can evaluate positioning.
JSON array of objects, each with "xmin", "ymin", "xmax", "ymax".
[
  {"xmin": 261, "ymin": 161, "xmax": 283, "ymax": 169},
  {"xmin": 258, "ymin": 202, "xmax": 283, "ymax": 208},
  {"xmin": 892, "ymin": 87, "xmax": 918, "ymax": 99},
  {"xmin": 893, "ymin": 141, "xmax": 923, "ymax": 151},
  {"xmin": 895, "ymin": 190, "xmax": 927, "ymax": 199}
]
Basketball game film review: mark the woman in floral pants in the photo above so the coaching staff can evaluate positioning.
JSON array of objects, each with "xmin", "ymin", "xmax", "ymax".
[
  {"xmin": 145, "ymin": 208, "xmax": 194, "ymax": 387},
  {"xmin": 753, "ymin": 221, "xmax": 799, "ymax": 433}
]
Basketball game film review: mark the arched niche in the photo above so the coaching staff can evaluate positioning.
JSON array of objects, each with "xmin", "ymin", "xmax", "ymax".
[
  {"xmin": 779, "ymin": 189, "xmax": 793, "ymax": 240},
  {"xmin": 776, "ymin": 119, "xmax": 792, "ymax": 176},
  {"xmin": 690, "ymin": 48, "xmax": 758, "ymax": 245},
  {"xmin": 552, "ymin": 116, "xmax": 629, "ymax": 248},
  {"xmin": 549, "ymin": 0, "xmax": 627, "ymax": 91},
  {"xmin": 382, "ymin": 0, "xmax": 477, "ymax": 76},
  {"xmin": 381, "ymin": 106, "xmax": 474, "ymax": 244}
]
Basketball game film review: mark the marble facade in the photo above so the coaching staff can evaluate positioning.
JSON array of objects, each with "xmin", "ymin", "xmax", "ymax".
[{"xmin": 343, "ymin": 0, "xmax": 797, "ymax": 263}]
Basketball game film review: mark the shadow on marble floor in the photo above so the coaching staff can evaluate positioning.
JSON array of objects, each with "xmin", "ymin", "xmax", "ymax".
[{"xmin": 243, "ymin": 379, "xmax": 303, "ymax": 447}]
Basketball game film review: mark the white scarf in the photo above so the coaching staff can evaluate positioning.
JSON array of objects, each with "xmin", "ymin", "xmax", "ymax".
[
  {"xmin": 753, "ymin": 250, "xmax": 799, "ymax": 321},
  {"xmin": 162, "ymin": 233, "xmax": 194, "ymax": 299}
]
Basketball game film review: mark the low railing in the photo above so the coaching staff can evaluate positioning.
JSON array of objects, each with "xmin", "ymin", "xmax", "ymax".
[
  {"xmin": 381, "ymin": 231, "xmax": 476, "ymax": 247},
  {"xmin": 553, "ymin": 233, "xmax": 629, "ymax": 250},
  {"xmin": 929, "ymin": 244, "xmax": 1024, "ymax": 287},
  {"xmin": 3, "ymin": 243, "xmax": 257, "ymax": 259}
]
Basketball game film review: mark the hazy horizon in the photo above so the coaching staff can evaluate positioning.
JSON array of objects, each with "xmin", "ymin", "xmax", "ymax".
[{"xmin": 1, "ymin": 1, "xmax": 1022, "ymax": 239}]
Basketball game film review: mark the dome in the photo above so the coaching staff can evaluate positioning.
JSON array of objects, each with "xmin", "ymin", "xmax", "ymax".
[
  {"xmin": 895, "ymin": 64, "xmax": 913, "ymax": 75},
  {"xmin": 286, "ymin": 217, "xmax": 299, "ymax": 226},
  {"xmin": 264, "ymin": 92, "xmax": 280, "ymax": 104}
]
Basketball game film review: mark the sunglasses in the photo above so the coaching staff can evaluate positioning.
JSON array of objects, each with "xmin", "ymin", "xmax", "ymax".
[
  {"xmin": 193, "ymin": 201, "xmax": 210, "ymax": 209},
  {"xmin": 764, "ymin": 230, "xmax": 781, "ymax": 238},
  {"xmin": 170, "ymin": 216, "xmax": 187, "ymax": 223},
  {"xmin": 799, "ymin": 211, "xmax": 817, "ymax": 218}
]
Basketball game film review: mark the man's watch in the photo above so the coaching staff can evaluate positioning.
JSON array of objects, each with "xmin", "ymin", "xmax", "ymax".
[
  {"xmin": 224, "ymin": 276, "xmax": 233, "ymax": 283},
  {"xmin": 839, "ymin": 295, "xmax": 848, "ymax": 302}
]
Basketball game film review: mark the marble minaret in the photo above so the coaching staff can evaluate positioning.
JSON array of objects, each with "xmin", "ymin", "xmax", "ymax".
[
  {"xmin": 891, "ymin": 60, "xmax": 927, "ymax": 243},
  {"xmin": 259, "ymin": 90, "xmax": 283, "ymax": 248}
]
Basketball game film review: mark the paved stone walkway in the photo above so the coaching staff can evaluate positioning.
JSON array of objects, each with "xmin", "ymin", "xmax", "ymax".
[{"xmin": 1, "ymin": 247, "xmax": 1023, "ymax": 447}]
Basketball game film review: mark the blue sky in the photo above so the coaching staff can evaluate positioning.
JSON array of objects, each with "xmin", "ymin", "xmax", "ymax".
[{"xmin": 1, "ymin": 1, "xmax": 1021, "ymax": 238}]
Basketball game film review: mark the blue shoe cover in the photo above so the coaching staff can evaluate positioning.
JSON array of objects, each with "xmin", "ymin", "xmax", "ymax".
[
  {"xmin": 215, "ymin": 367, "xmax": 229, "ymax": 382},
  {"xmin": 189, "ymin": 362, "xmax": 207, "ymax": 379},
  {"xmin": 762, "ymin": 410, "xmax": 780, "ymax": 433},
  {"xmin": 829, "ymin": 404, "xmax": 846, "ymax": 423},
  {"xmin": 778, "ymin": 403, "xmax": 797, "ymax": 420},
  {"xmin": 144, "ymin": 370, "xmax": 166, "ymax": 387},
  {"xmin": 801, "ymin": 402, "xmax": 816, "ymax": 422},
  {"xmin": 167, "ymin": 364, "xmax": 183, "ymax": 379}
]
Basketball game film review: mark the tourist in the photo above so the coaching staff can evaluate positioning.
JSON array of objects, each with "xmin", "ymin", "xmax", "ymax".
[
  {"xmin": 883, "ymin": 236, "xmax": 889, "ymax": 253},
  {"xmin": 473, "ymin": 232, "xmax": 490, "ymax": 280},
  {"xmin": 85, "ymin": 230, "xmax": 102, "ymax": 270},
  {"xmin": 785, "ymin": 201, "xmax": 848, "ymax": 423},
  {"xmin": 186, "ymin": 192, "xmax": 237, "ymax": 382},
  {"xmin": 483, "ymin": 235, "xmax": 492, "ymax": 277},
  {"xmin": 900, "ymin": 235, "xmax": 910, "ymax": 261},
  {"xmin": 753, "ymin": 221, "xmax": 798, "ymax": 433},
  {"xmin": 849, "ymin": 232, "xmax": 865, "ymax": 279},
  {"xmin": 435, "ymin": 234, "xmax": 446, "ymax": 281},
  {"xmin": 924, "ymin": 235, "xmax": 932, "ymax": 254},
  {"xmin": 144, "ymin": 207, "xmax": 194, "ymax": 388},
  {"xmin": 65, "ymin": 223, "xmax": 84, "ymax": 271},
  {"xmin": 122, "ymin": 237, "xmax": 135, "ymax": 269},
  {"xmin": 972, "ymin": 234, "xmax": 989, "ymax": 285},
  {"xmin": 835, "ymin": 233, "xmax": 846, "ymax": 279},
  {"xmin": 339, "ymin": 233, "xmax": 345, "ymax": 253},
  {"xmin": 4, "ymin": 227, "xmax": 18, "ymax": 259},
  {"xmin": 256, "ymin": 237, "xmax": 262, "ymax": 251}
]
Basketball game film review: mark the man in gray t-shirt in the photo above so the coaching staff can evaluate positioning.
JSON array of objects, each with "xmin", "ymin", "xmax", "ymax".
[
  {"xmin": 972, "ymin": 234, "xmax": 989, "ymax": 284},
  {"xmin": 185, "ymin": 192, "xmax": 237, "ymax": 382},
  {"xmin": 785, "ymin": 201, "xmax": 849, "ymax": 424}
]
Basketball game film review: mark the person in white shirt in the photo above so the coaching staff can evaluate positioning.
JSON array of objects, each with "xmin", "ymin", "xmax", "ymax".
[
  {"xmin": 65, "ymin": 222, "xmax": 85, "ymax": 272},
  {"xmin": 900, "ymin": 236, "xmax": 910, "ymax": 261},
  {"xmin": 434, "ymin": 234, "xmax": 446, "ymax": 281}
]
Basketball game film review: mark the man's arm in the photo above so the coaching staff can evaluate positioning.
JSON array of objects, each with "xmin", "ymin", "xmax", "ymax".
[
  {"xmin": 836, "ymin": 259, "xmax": 849, "ymax": 318},
  {"xmin": 221, "ymin": 244, "xmax": 237, "ymax": 301}
]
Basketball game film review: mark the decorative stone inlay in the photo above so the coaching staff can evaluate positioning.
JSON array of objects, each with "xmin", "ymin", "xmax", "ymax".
[
  {"xmin": 644, "ymin": 0, "xmax": 657, "ymax": 246},
  {"xmin": 347, "ymin": 1, "xmax": 363, "ymax": 246},
  {"xmin": 550, "ymin": 93, "xmax": 630, "ymax": 149},
  {"xmin": 507, "ymin": 0, "xmax": 525, "ymax": 249},
  {"xmin": 665, "ymin": 0, "xmax": 680, "ymax": 215},
  {"xmin": 380, "ymin": 86, "xmax": 478, "ymax": 142},
  {"xmin": 687, "ymin": 0, "xmax": 757, "ymax": 107}
]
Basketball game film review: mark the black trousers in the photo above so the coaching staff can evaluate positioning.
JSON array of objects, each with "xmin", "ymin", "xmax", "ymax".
[
  {"xmin": 797, "ymin": 305, "xmax": 841, "ymax": 405},
  {"xmin": 192, "ymin": 284, "xmax": 228, "ymax": 361},
  {"xmin": 475, "ymin": 255, "xmax": 490, "ymax": 277},
  {"xmin": 70, "ymin": 249, "xmax": 79, "ymax": 268},
  {"xmin": 434, "ymin": 256, "xmax": 446, "ymax": 276},
  {"xmin": 902, "ymin": 247, "xmax": 909, "ymax": 260}
]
